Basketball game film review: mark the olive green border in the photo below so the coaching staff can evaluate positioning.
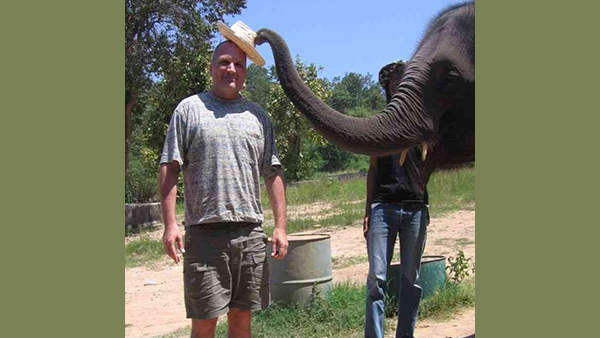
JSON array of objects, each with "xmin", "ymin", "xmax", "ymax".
[
  {"xmin": 2, "ymin": 2, "xmax": 123, "ymax": 337},
  {"xmin": 477, "ymin": 1, "xmax": 597, "ymax": 337}
]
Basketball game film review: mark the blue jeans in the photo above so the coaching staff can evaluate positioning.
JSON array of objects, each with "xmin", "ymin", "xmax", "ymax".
[{"xmin": 364, "ymin": 203, "xmax": 429, "ymax": 338}]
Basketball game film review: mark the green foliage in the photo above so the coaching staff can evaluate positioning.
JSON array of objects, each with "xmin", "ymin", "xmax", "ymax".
[
  {"xmin": 242, "ymin": 64, "xmax": 272, "ymax": 109},
  {"xmin": 317, "ymin": 143, "xmax": 370, "ymax": 173},
  {"xmin": 267, "ymin": 57, "xmax": 331, "ymax": 181},
  {"xmin": 446, "ymin": 250, "xmax": 475, "ymax": 284},
  {"xmin": 327, "ymin": 72, "xmax": 384, "ymax": 113},
  {"xmin": 126, "ymin": 133, "xmax": 159, "ymax": 203}
]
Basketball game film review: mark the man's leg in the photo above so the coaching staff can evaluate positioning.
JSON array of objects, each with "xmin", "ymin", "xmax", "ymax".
[
  {"xmin": 365, "ymin": 204, "xmax": 400, "ymax": 338},
  {"xmin": 191, "ymin": 317, "xmax": 218, "ymax": 338},
  {"xmin": 396, "ymin": 206, "xmax": 429, "ymax": 338},
  {"xmin": 227, "ymin": 308, "xmax": 252, "ymax": 338}
]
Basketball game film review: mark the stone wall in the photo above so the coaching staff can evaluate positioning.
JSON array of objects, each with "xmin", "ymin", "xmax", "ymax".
[{"xmin": 125, "ymin": 202, "xmax": 162, "ymax": 229}]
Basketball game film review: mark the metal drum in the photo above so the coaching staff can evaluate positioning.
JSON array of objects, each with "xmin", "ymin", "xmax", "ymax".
[
  {"xmin": 386, "ymin": 255, "xmax": 447, "ymax": 299},
  {"xmin": 267, "ymin": 234, "xmax": 333, "ymax": 305}
]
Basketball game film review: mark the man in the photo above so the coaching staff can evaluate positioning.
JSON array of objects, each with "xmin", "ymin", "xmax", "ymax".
[
  {"xmin": 363, "ymin": 60, "xmax": 429, "ymax": 338},
  {"xmin": 158, "ymin": 21, "xmax": 288, "ymax": 338}
]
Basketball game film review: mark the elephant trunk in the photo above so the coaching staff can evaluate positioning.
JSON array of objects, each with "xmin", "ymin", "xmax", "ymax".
[{"xmin": 255, "ymin": 28, "xmax": 436, "ymax": 157}]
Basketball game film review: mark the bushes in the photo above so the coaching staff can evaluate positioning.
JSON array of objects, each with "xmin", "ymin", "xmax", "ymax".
[
  {"xmin": 125, "ymin": 164, "xmax": 158, "ymax": 204},
  {"xmin": 126, "ymin": 143, "xmax": 159, "ymax": 203}
]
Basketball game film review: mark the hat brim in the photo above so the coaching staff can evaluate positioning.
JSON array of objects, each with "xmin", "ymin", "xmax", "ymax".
[{"xmin": 217, "ymin": 22, "xmax": 265, "ymax": 66}]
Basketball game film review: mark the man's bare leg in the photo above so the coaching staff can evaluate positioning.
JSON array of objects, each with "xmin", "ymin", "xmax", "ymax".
[
  {"xmin": 227, "ymin": 308, "xmax": 252, "ymax": 338},
  {"xmin": 191, "ymin": 317, "xmax": 218, "ymax": 338}
]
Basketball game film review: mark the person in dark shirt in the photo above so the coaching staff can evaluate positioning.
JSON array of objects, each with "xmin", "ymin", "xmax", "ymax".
[{"xmin": 363, "ymin": 60, "xmax": 430, "ymax": 338}]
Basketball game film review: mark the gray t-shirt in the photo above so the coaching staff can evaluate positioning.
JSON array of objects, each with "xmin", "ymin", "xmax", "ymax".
[{"xmin": 160, "ymin": 92, "xmax": 281, "ymax": 225}]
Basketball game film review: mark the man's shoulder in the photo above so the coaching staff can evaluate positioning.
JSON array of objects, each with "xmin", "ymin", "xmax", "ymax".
[
  {"xmin": 179, "ymin": 93, "xmax": 206, "ymax": 106},
  {"xmin": 239, "ymin": 97, "xmax": 270, "ymax": 119},
  {"xmin": 173, "ymin": 93, "xmax": 208, "ymax": 113}
]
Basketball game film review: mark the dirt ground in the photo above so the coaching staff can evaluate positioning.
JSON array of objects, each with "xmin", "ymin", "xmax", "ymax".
[{"xmin": 125, "ymin": 209, "xmax": 475, "ymax": 338}]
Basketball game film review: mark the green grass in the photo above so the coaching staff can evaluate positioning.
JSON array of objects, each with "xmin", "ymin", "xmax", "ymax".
[
  {"xmin": 125, "ymin": 236, "xmax": 164, "ymax": 268},
  {"xmin": 418, "ymin": 277, "xmax": 476, "ymax": 320},
  {"xmin": 154, "ymin": 277, "xmax": 475, "ymax": 338},
  {"xmin": 428, "ymin": 167, "xmax": 475, "ymax": 217}
]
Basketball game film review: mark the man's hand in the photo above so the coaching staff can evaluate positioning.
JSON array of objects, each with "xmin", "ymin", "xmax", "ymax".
[
  {"xmin": 162, "ymin": 226, "xmax": 185, "ymax": 264},
  {"xmin": 363, "ymin": 215, "xmax": 369, "ymax": 239},
  {"xmin": 270, "ymin": 227, "xmax": 288, "ymax": 259}
]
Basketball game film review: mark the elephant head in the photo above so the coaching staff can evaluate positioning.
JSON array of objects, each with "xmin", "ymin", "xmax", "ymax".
[{"xmin": 255, "ymin": 2, "xmax": 475, "ymax": 183}]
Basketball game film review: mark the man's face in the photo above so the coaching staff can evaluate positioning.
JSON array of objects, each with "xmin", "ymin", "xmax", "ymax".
[
  {"xmin": 210, "ymin": 42, "xmax": 247, "ymax": 100},
  {"xmin": 387, "ymin": 71, "xmax": 401, "ymax": 96}
]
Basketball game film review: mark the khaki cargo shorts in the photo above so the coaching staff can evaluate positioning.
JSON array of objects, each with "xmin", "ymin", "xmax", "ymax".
[{"xmin": 183, "ymin": 222, "xmax": 270, "ymax": 319}]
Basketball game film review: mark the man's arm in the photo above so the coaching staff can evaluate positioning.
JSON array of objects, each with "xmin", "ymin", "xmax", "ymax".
[
  {"xmin": 264, "ymin": 167, "xmax": 288, "ymax": 259},
  {"xmin": 363, "ymin": 156, "xmax": 378, "ymax": 238},
  {"xmin": 158, "ymin": 161, "xmax": 185, "ymax": 264}
]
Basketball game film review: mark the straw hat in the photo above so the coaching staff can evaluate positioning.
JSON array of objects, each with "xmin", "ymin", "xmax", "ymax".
[{"xmin": 217, "ymin": 21, "xmax": 265, "ymax": 66}]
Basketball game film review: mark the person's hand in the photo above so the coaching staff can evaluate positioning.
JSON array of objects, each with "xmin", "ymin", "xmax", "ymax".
[
  {"xmin": 363, "ymin": 215, "xmax": 369, "ymax": 239},
  {"xmin": 270, "ymin": 227, "xmax": 288, "ymax": 260},
  {"xmin": 162, "ymin": 225, "xmax": 185, "ymax": 264}
]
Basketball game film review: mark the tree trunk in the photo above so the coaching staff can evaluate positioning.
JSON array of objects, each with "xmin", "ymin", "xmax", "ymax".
[{"xmin": 125, "ymin": 89, "xmax": 137, "ymax": 174}]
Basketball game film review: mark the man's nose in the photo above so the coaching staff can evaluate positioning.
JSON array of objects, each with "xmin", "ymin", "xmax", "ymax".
[{"xmin": 225, "ymin": 62, "xmax": 236, "ymax": 73}]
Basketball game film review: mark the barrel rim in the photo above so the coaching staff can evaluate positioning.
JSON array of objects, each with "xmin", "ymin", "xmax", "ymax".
[
  {"xmin": 389, "ymin": 255, "xmax": 446, "ymax": 265},
  {"xmin": 268, "ymin": 233, "xmax": 331, "ymax": 242}
]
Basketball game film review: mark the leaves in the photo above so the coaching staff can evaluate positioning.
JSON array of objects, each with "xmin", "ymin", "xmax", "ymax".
[
  {"xmin": 327, "ymin": 72, "xmax": 385, "ymax": 114},
  {"xmin": 446, "ymin": 250, "xmax": 474, "ymax": 284},
  {"xmin": 265, "ymin": 57, "xmax": 331, "ymax": 181}
]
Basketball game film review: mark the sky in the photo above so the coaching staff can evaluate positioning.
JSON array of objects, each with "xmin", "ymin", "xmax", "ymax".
[{"xmin": 223, "ymin": 0, "xmax": 464, "ymax": 81}]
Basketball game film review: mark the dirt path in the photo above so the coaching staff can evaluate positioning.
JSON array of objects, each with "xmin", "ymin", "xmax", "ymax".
[{"xmin": 125, "ymin": 209, "xmax": 475, "ymax": 338}]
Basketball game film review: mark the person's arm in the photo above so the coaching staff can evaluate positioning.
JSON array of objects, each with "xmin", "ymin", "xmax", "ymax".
[
  {"xmin": 264, "ymin": 167, "xmax": 288, "ymax": 259},
  {"xmin": 363, "ymin": 156, "xmax": 378, "ymax": 238},
  {"xmin": 159, "ymin": 161, "xmax": 185, "ymax": 264}
]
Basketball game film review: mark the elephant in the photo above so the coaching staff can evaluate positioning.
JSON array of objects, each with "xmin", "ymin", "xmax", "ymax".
[{"xmin": 255, "ymin": 1, "xmax": 475, "ymax": 184}]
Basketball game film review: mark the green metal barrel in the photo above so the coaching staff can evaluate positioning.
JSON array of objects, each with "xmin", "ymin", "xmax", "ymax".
[
  {"xmin": 267, "ymin": 234, "xmax": 333, "ymax": 305},
  {"xmin": 386, "ymin": 255, "xmax": 447, "ymax": 299}
]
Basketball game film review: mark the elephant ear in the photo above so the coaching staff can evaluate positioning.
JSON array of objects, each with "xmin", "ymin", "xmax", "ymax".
[{"xmin": 421, "ymin": 59, "xmax": 469, "ymax": 117}]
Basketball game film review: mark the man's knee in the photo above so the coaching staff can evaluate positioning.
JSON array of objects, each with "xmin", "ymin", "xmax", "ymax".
[
  {"xmin": 191, "ymin": 317, "xmax": 218, "ymax": 338},
  {"xmin": 401, "ymin": 271, "xmax": 419, "ymax": 286},
  {"xmin": 228, "ymin": 308, "xmax": 251, "ymax": 322},
  {"xmin": 228, "ymin": 309, "xmax": 252, "ymax": 338}
]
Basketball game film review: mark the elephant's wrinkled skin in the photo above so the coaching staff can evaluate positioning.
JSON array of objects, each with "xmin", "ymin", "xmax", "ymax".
[{"xmin": 255, "ymin": 1, "xmax": 475, "ymax": 184}]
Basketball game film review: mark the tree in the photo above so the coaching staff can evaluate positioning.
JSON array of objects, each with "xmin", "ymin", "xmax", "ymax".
[
  {"xmin": 327, "ymin": 72, "xmax": 385, "ymax": 114},
  {"xmin": 266, "ymin": 57, "xmax": 331, "ymax": 181},
  {"xmin": 242, "ymin": 64, "xmax": 272, "ymax": 109},
  {"xmin": 125, "ymin": 0, "xmax": 247, "ymax": 173}
]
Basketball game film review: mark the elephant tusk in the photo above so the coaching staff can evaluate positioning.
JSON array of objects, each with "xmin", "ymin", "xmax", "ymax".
[
  {"xmin": 422, "ymin": 143, "xmax": 428, "ymax": 162},
  {"xmin": 399, "ymin": 149, "xmax": 408, "ymax": 167}
]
